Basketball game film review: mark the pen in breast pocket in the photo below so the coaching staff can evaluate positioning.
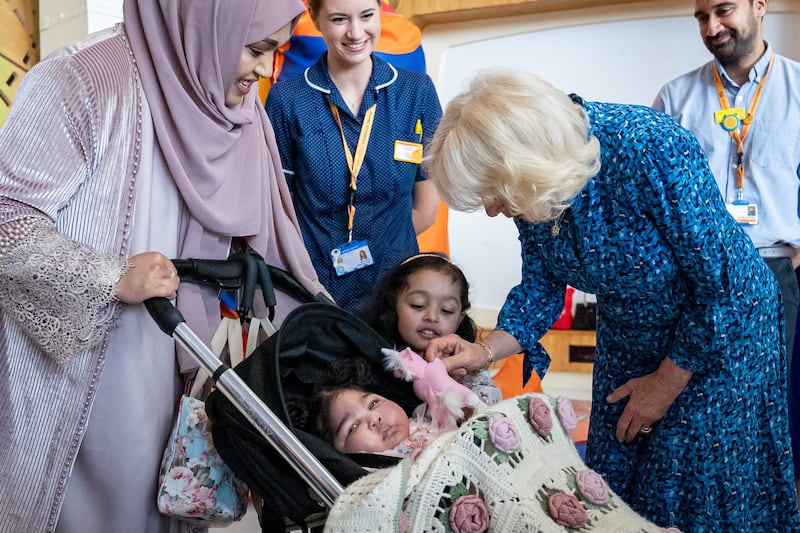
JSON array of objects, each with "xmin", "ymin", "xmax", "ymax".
[{"xmin": 415, "ymin": 119, "xmax": 422, "ymax": 141}]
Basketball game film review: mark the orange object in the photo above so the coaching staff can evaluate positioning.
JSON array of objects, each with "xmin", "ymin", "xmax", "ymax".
[
  {"xmin": 570, "ymin": 418, "xmax": 590, "ymax": 445},
  {"xmin": 417, "ymin": 202, "xmax": 449, "ymax": 255},
  {"xmin": 490, "ymin": 353, "xmax": 543, "ymax": 398},
  {"xmin": 258, "ymin": 77, "xmax": 271, "ymax": 106}
]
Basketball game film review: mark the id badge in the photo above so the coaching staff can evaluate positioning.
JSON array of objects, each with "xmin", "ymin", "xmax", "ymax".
[
  {"xmin": 394, "ymin": 140, "xmax": 423, "ymax": 164},
  {"xmin": 331, "ymin": 240, "xmax": 374, "ymax": 276},
  {"xmin": 726, "ymin": 201, "xmax": 759, "ymax": 225}
]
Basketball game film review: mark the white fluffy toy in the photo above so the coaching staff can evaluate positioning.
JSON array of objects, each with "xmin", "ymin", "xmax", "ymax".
[{"xmin": 382, "ymin": 347, "xmax": 483, "ymax": 429}]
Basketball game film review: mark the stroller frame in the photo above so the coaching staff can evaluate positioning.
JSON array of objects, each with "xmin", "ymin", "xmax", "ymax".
[{"xmin": 145, "ymin": 259, "xmax": 344, "ymax": 509}]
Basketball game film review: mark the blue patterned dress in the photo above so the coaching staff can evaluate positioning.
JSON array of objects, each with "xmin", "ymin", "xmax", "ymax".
[{"xmin": 497, "ymin": 101, "xmax": 800, "ymax": 532}]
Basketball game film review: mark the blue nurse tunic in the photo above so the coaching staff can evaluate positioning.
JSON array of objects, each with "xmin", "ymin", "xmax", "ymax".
[{"xmin": 266, "ymin": 54, "xmax": 442, "ymax": 315}]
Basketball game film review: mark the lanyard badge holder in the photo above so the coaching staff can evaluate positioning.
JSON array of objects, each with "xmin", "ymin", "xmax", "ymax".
[
  {"xmin": 714, "ymin": 52, "xmax": 774, "ymax": 225},
  {"xmin": 329, "ymin": 102, "xmax": 376, "ymax": 276}
]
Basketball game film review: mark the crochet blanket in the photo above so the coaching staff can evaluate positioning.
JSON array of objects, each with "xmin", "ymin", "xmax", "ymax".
[{"xmin": 324, "ymin": 394, "xmax": 670, "ymax": 533}]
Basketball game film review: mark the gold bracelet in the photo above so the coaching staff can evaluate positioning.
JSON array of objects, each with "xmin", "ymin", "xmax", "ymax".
[{"xmin": 477, "ymin": 341, "xmax": 494, "ymax": 366}]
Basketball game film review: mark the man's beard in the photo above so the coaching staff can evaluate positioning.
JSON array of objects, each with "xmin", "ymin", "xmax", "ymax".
[{"xmin": 704, "ymin": 17, "xmax": 759, "ymax": 67}]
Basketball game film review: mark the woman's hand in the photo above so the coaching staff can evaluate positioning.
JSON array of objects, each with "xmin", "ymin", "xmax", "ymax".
[
  {"xmin": 115, "ymin": 252, "xmax": 179, "ymax": 304},
  {"xmin": 425, "ymin": 330, "xmax": 522, "ymax": 379},
  {"xmin": 424, "ymin": 334, "xmax": 485, "ymax": 379},
  {"xmin": 606, "ymin": 357, "xmax": 691, "ymax": 442}
]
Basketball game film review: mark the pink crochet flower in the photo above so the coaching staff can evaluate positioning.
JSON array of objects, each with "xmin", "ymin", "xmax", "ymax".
[
  {"xmin": 449, "ymin": 495, "xmax": 490, "ymax": 533},
  {"xmin": 528, "ymin": 397, "xmax": 553, "ymax": 437},
  {"xmin": 555, "ymin": 396, "xmax": 578, "ymax": 432},
  {"xmin": 576, "ymin": 469, "xmax": 610, "ymax": 505},
  {"xmin": 662, "ymin": 528, "xmax": 683, "ymax": 533},
  {"xmin": 548, "ymin": 492, "xmax": 587, "ymax": 528},
  {"xmin": 488, "ymin": 415, "xmax": 521, "ymax": 453}
]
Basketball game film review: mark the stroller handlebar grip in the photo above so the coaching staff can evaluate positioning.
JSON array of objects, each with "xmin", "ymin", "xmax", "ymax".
[
  {"xmin": 144, "ymin": 297, "xmax": 185, "ymax": 336},
  {"xmin": 172, "ymin": 259, "xmax": 244, "ymax": 290}
]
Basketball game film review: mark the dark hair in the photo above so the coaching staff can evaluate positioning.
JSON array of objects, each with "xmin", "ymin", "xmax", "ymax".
[
  {"xmin": 366, "ymin": 253, "xmax": 476, "ymax": 347},
  {"xmin": 287, "ymin": 357, "xmax": 380, "ymax": 445}
]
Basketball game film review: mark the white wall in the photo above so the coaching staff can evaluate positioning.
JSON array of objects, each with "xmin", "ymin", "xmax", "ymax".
[
  {"xmin": 39, "ymin": 0, "xmax": 87, "ymax": 56},
  {"xmin": 87, "ymin": 0, "xmax": 123, "ymax": 33},
  {"xmin": 421, "ymin": 8, "xmax": 800, "ymax": 325},
  {"xmin": 38, "ymin": 0, "xmax": 122, "ymax": 57}
]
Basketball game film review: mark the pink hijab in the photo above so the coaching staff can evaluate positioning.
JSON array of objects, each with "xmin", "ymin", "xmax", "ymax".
[{"xmin": 123, "ymin": 0, "xmax": 317, "ymax": 371}]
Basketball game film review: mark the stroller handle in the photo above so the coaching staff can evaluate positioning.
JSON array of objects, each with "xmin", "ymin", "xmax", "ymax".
[
  {"xmin": 144, "ymin": 297, "xmax": 185, "ymax": 336},
  {"xmin": 144, "ymin": 296, "xmax": 344, "ymax": 507}
]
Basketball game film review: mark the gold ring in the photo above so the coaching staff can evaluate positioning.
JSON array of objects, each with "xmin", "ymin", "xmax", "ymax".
[{"xmin": 639, "ymin": 425, "xmax": 652, "ymax": 434}]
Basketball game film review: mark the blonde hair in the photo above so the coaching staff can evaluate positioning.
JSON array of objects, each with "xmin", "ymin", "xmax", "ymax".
[{"xmin": 426, "ymin": 70, "xmax": 601, "ymax": 222}]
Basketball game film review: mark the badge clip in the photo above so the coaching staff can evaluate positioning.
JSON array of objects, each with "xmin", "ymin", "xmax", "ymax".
[{"xmin": 714, "ymin": 107, "xmax": 746, "ymax": 131}]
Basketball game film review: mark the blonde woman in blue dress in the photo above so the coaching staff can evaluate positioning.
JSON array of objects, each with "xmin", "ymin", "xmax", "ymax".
[{"xmin": 425, "ymin": 70, "xmax": 800, "ymax": 532}]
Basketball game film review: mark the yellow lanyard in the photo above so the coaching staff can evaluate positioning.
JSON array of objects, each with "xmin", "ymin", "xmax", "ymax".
[
  {"xmin": 712, "ymin": 51, "xmax": 774, "ymax": 197},
  {"xmin": 330, "ymin": 102, "xmax": 377, "ymax": 242}
]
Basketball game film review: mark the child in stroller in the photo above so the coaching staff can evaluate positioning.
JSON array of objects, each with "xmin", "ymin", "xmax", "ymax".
[{"xmin": 293, "ymin": 350, "xmax": 480, "ymax": 457}]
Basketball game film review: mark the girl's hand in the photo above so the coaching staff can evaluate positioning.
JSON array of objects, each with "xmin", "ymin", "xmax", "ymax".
[{"xmin": 115, "ymin": 252, "xmax": 179, "ymax": 304}]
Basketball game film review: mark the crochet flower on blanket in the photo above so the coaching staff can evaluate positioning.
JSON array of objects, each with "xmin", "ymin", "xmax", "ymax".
[
  {"xmin": 528, "ymin": 396, "xmax": 554, "ymax": 437},
  {"xmin": 450, "ymin": 495, "xmax": 491, "ymax": 533}
]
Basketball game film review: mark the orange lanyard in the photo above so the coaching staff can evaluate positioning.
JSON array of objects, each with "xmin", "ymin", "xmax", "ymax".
[
  {"xmin": 712, "ymin": 51, "xmax": 774, "ymax": 197},
  {"xmin": 330, "ymin": 102, "xmax": 376, "ymax": 242}
]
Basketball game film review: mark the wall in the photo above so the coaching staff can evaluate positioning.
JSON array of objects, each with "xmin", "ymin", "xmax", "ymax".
[
  {"xmin": 39, "ymin": 0, "xmax": 86, "ymax": 57},
  {"xmin": 413, "ymin": 2, "xmax": 800, "ymax": 326},
  {"xmin": 39, "ymin": 0, "xmax": 122, "ymax": 56}
]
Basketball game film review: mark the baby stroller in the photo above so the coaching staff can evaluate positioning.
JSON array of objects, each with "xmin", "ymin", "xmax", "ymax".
[
  {"xmin": 147, "ymin": 255, "xmax": 419, "ymax": 532},
  {"xmin": 151, "ymin": 256, "xmax": 665, "ymax": 533}
]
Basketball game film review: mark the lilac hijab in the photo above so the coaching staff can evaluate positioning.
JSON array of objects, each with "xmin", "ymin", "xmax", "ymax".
[{"xmin": 123, "ymin": 0, "xmax": 317, "ymax": 371}]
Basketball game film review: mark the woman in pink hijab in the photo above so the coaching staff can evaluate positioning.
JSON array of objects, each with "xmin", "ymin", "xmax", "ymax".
[{"xmin": 0, "ymin": 0, "xmax": 316, "ymax": 531}]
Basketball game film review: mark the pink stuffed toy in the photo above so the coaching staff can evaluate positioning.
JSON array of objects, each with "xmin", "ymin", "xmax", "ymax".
[{"xmin": 382, "ymin": 347, "xmax": 482, "ymax": 430}]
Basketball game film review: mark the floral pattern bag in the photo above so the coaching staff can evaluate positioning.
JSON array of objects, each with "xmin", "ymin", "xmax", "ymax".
[
  {"xmin": 156, "ymin": 316, "xmax": 260, "ymax": 525},
  {"xmin": 156, "ymin": 394, "xmax": 249, "ymax": 525}
]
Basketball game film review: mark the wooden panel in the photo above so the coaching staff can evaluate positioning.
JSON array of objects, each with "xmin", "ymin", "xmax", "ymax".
[
  {"xmin": 539, "ymin": 329, "xmax": 595, "ymax": 374},
  {"xmin": 5, "ymin": 0, "xmax": 37, "ymax": 36},
  {"xmin": 391, "ymin": 0, "xmax": 692, "ymax": 29},
  {"xmin": 1, "ymin": 0, "xmax": 39, "ymax": 125},
  {"xmin": 392, "ymin": 0, "xmax": 799, "ymax": 29}
]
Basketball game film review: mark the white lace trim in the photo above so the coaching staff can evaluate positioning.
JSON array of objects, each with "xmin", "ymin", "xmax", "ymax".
[{"xmin": 0, "ymin": 217, "xmax": 127, "ymax": 365}]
